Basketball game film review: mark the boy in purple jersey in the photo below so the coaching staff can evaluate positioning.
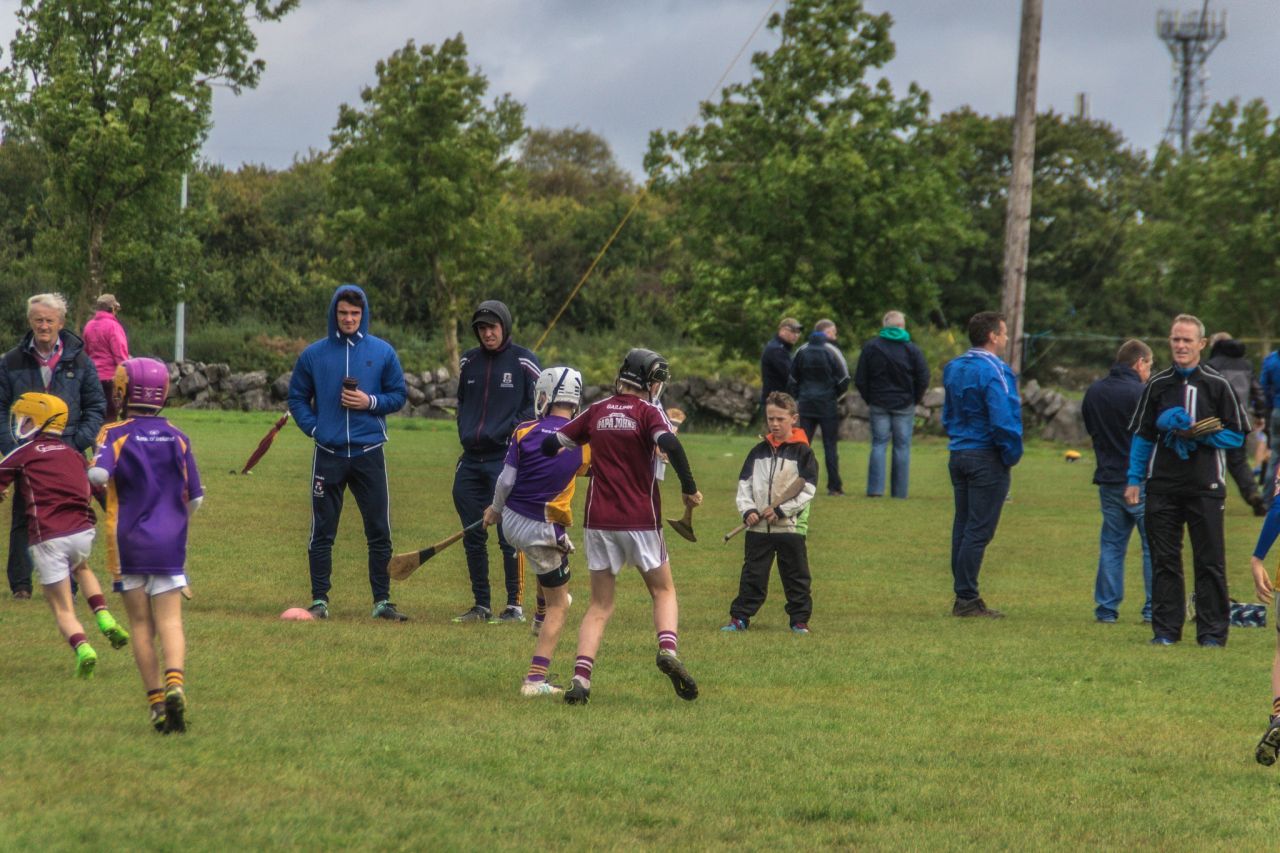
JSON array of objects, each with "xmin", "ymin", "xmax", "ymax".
[
  {"xmin": 90, "ymin": 358, "xmax": 203, "ymax": 734},
  {"xmin": 543, "ymin": 348, "xmax": 702, "ymax": 705},
  {"xmin": 483, "ymin": 367, "xmax": 589, "ymax": 697},
  {"xmin": 0, "ymin": 392, "xmax": 128, "ymax": 678}
]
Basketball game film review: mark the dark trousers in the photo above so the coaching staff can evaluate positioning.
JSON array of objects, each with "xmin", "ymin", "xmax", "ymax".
[
  {"xmin": 1145, "ymin": 491, "xmax": 1228, "ymax": 644},
  {"xmin": 101, "ymin": 380, "xmax": 118, "ymax": 423},
  {"xmin": 452, "ymin": 454, "xmax": 522, "ymax": 611},
  {"xmin": 7, "ymin": 491, "xmax": 32, "ymax": 594},
  {"xmin": 729, "ymin": 531, "xmax": 812, "ymax": 625},
  {"xmin": 800, "ymin": 414, "xmax": 842, "ymax": 492},
  {"xmin": 949, "ymin": 449, "xmax": 1010, "ymax": 601},
  {"xmin": 308, "ymin": 446, "xmax": 392, "ymax": 604}
]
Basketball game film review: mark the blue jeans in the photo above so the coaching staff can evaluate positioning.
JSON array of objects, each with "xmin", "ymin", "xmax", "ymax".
[
  {"xmin": 1094, "ymin": 484, "xmax": 1152, "ymax": 622},
  {"xmin": 867, "ymin": 405, "xmax": 915, "ymax": 498},
  {"xmin": 949, "ymin": 449, "xmax": 1010, "ymax": 601}
]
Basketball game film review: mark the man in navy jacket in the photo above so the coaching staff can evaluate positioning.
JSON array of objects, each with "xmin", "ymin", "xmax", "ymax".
[
  {"xmin": 289, "ymin": 285, "xmax": 408, "ymax": 621},
  {"xmin": 788, "ymin": 319, "xmax": 850, "ymax": 495},
  {"xmin": 760, "ymin": 317, "xmax": 802, "ymax": 410},
  {"xmin": 854, "ymin": 310, "xmax": 930, "ymax": 499},
  {"xmin": 1081, "ymin": 340, "xmax": 1153, "ymax": 624},
  {"xmin": 452, "ymin": 300, "xmax": 541, "ymax": 624}
]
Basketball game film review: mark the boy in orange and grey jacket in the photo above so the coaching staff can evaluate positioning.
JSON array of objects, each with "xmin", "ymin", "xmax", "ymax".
[{"xmin": 722, "ymin": 392, "xmax": 819, "ymax": 633}]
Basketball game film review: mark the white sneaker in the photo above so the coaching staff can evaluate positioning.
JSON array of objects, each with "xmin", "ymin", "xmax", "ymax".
[{"xmin": 520, "ymin": 680, "xmax": 563, "ymax": 697}]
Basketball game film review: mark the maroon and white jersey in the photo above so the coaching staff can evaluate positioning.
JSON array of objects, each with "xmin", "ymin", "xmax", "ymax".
[
  {"xmin": 558, "ymin": 394, "xmax": 673, "ymax": 531},
  {"xmin": 0, "ymin": 438, "xmax": 95, "ymax": 544}
]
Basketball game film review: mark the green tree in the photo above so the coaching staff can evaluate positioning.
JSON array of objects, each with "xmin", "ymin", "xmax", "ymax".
[
  {"xmin": 1140, "ymin": 98, "xmax": 1280, "ymax": 347},
  {"xmin": 0, "ymin": 0, "xmax": 298, "ymax": 322},
  {"xmin": 646, "ymin": 0, "xmax": 972, "ymax": 357},
  {"xmin": 931, "ymin": 109, "xmax": 1155, "ymax": 343},
  {"xmin": 328, "ymin": 36, "xmax": 525, "ymax": 374}
]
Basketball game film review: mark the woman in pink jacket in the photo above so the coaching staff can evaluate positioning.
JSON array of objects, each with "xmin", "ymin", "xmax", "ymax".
[{"xmin": 82, "ymin": 294, "xmax": 130, "ymax": 422}]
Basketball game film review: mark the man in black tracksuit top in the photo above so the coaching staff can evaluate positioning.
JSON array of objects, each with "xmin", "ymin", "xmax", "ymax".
[
  {"xmin": 788, "ymin": 319, "xmax": 850, "ymax": 495},
  {"xmin": 452, "ymin": 300, "xmax": 541, "ymax": 623},
  {"xmin": 1127, "ymin": 314, "xmax": 1248, "ymax": 646}
]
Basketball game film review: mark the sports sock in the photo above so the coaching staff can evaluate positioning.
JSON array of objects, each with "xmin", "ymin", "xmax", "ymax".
[
  {"xmin": 87, "ymin": 594, "xmax": 107, "ymax": 613},
  {"xmin": 534, "ymin": 594, "xmax": 547, "ymax": 624},
  {"xmin": 573, "ymin": 655, "xmax": 594, "ymax": 688},
  {"xmin": 68, "ymin": 632, "xmax": 86, "ymax": 650},
  {"xmin": 525, "ymin": 655, "xmax": 550, "ymax": 684},
  {"xmin": 147, "ymin": 688, "xmax": 165, "ymax": 709},
  {"xmin": 165, "ymin": 668, "xmax": 184, "ymax": 690},
  {"xmin": 657, "ymin": 630, "xmax": 678, "ymax": 655},
  {"xmin": 1272, "ymin": 696, "xmax": 1280, "ymax": 720}
]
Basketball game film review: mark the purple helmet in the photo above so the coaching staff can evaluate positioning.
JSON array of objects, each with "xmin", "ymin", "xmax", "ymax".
[{"xmin": 112, "ymin": 357, "xmax": 170, "ymax": 416}]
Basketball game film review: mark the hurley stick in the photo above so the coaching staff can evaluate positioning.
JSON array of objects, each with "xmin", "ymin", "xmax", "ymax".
[
  {"xmin": 723, "ymin": 477, "xmax": 810, "ymax": 543},
  {"xmin": 389, "ymin": 519, "xmax": 484, "ymax": 581}
]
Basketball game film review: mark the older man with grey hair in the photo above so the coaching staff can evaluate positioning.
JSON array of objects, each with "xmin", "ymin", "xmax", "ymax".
[
  {"xmin": 854, "ymin": 310, "xmax": 930, "ymax": 498},
  {"xmin": 0, "ymin": 293, "xmax": 106, "ymax": 599}
]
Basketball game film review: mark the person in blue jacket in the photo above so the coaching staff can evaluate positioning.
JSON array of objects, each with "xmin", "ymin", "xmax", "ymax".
[
  {"xmin": 942, "ymin": 311, "xmax": 1023, "ymax": 619},
  {"xmin": 452, "ymin": 300, "xmax": 541, "ymax": 624},
  {"xmin": 288, "ymin": 285, "xmax": 408, "ymax": 622},
  {"xmin": 1260, "ymin": 347, "xmax": 1280, "ymax": 506}
]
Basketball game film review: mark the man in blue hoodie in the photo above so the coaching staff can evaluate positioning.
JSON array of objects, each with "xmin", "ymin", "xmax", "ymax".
[
  {"xmin": 942, "ymin": 311, "xmax": 1023, "ymax": 619},
  {"xmin": 288, "ymin": 286, "xmax": 408, "ymax": 621},
  {"xmin": 452, "ymin": 300, "xmax": 541, "ymax": 624}
]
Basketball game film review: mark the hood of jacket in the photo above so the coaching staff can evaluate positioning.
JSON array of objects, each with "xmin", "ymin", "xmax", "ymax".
[
  {"xmin": 1209, "ymin": 337, "xmax": 1247, "ymax": 360},
  {"xmin": 472, "ymin": 300, "xmax": 513, "ymax": 350},
  {"xmin": 328, "ymin": 285, "xmax": 372, "ymax": 341}
]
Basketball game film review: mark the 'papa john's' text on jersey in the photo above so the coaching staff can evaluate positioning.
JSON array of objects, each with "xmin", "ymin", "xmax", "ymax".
[{"xmin": 557, "ymin": 395, "xmax": 673, "ymax": 531}]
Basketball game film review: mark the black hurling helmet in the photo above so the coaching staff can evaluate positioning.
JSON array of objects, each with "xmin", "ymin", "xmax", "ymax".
[{"xmin": 616, "ymin": 348, "xmax": 670, "ymax": 398}]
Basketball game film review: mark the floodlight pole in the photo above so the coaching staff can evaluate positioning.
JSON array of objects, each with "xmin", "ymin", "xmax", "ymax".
[
  {"xmin": 175, "ymin": 173, "xmax": 187, "ymax": 363},
  {"xmin": 1000, "ymin": 0, "xmax": 1042, "ymax": 373}
]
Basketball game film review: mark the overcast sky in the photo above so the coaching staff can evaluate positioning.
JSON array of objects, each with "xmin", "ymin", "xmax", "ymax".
[{"xmin": 0, "ymin": 0, "xmax": 1275, "ymax": 176}]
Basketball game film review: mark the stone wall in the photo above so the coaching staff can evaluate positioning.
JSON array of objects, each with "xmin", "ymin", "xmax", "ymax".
[{"xmin": 165, "ymin": 362, "xmax": 1089, "ymax": 443}]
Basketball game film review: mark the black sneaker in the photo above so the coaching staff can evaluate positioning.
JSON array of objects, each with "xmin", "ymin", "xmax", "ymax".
[
  {"xmin": 952, "ymin": 597, "xmax": 1005, "ymax": 619},
  {"xmin": 1257, "ymin": 716, "xmax": 1280, "ymax": 766},
  {"xmin": 489, "ymin": 605, "xmax": 525, "ymax": 624},
  {"xmin": 452, "ymin": 605, "xmax": 492, "ymax": 624},
  {"xmin": 656, "ymin": 650, "xmax": 699, "ymax": 701},
  {"xmin": 164, "ymin": 686, "xmax": 187, "ymax": 734},
  {"xmin": 372, "ymin": 600, "xmax": 409, "ymax": 621},
  {"xmin": 564, "ymin": 677, "xmax": 591, "ymax": 706},
  {"xmin": 306, "ymin": 599, "xmax": 329, "ymax": 620}
]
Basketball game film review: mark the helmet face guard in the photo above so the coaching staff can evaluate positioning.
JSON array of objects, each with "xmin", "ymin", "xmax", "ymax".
[
  {"xmin": 10, "ymin": 392, "xmax": 68, "ymax": 443},
  {"xmin": 616, "ymin": 349, "xmax": 669, "ymax": 401},
  {"xmin": 534, "ymin": 367, "xmax": 583, "ymax": 417},
  {"xmin": 113, "ymin": 357, "xmax": 170, "ymax": 416}
]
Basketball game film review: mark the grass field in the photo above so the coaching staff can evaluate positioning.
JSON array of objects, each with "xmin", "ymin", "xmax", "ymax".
[{"xmin": 2, "ymin": 409, "xmax": 1278, "ymax": 850}]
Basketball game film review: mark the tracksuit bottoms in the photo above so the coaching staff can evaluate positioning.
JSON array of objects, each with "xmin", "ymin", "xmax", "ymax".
[
  {"xmin": 728, "ymin": 531, "xmax": 812, "ymax": 626},
  {"xmin": 308, "ymin": 446, "xmax": 392, "ymax": 604}
]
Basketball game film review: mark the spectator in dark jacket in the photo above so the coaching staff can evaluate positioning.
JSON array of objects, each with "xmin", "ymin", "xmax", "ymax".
[
  {"xmin": 451, "ymin": 299, "xmax": 541, "ymax": 624},
  {"xmin": 1206, "ymin": 333, "xmax": 1266, "ymax": 514},
  {"xmin": 760, "ymin": 317, "xmax": 803, "ymax": 407},
  {"xmin": 1081, "ymin": 339, "xmax": 1153, "ymax": 624},
  {"xmin": 788, "ymin": 319, "xmax": 850, "ymax": 496},
  {"xmin": 854, "ymin": 310, "xmax": 930, "ymax": 499},
  {"xmin": 0, "ymin": 293, "xmax": 106, "ymax": 599}
]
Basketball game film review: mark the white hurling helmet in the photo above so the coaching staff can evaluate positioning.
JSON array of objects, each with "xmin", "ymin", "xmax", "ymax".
[{"xmin": 534, "ymin": 367, "xmax": 583, "ymax": 417}]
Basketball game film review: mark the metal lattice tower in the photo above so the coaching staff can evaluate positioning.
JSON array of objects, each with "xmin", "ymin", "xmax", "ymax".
[{"xmin": 1157, "ymin": 2, "xmax": 1227, "ymax": 152}]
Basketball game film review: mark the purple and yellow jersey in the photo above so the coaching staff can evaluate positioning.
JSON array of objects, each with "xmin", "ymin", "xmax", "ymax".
[
  {"xmin": 503, "ymin": 414, "xmax": 589, "ymax": 526},
  {"xmin": 93, "ymin": 416, "xmax": 204, "ymax": 576}
]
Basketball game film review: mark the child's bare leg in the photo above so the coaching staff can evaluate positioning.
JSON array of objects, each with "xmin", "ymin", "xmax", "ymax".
[
  {"xmin": 72, "ymin": 562, "xmax": 103, "ymax": 599},
  {"xmin": 573, "ymin": 570, "xmax": 616, "ymax": 663},
  {"xmin": 534, "ymin": 583, "xmax": 570, "ymax": 663},
  {"xmin": 122, "ymin": 587, "xmax": 160, "ymax": 692},
  {"xmin": 642, "ymin": 562, "xmax": 679, "ymax": 636},
  {"xmin": 74, "ymin": 561, "xmax": 128, "ymax": 647},
  {"xmin": 43, "ymin": 578, "xmax": 87, "ymax": 642},
  {"xmin": 152, "ymin": 589, "xmax": 186, "ymax": 673}
]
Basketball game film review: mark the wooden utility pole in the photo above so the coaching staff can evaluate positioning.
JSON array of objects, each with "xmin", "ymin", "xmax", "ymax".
[{"xmin": 1000, "ymin": 0, "xmax": 1043, "ymax": 371}]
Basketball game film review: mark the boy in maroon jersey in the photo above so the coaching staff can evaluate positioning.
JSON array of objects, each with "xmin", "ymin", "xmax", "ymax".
[
  {"xmin": 542, "ymin": 348, "xmax": 702, "ymax": 705},
  {"xmin": 0, "ymin": 393, "xmax": 128, "ymax": 678}
]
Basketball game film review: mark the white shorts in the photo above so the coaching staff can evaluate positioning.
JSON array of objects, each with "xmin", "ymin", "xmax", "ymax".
[
  {"xmin": 583, "ymin": 528, "xmax": 668, "ymax": 575},
  {"xmin": 502, "ymin": 509, "xmax": 568, "ymax": 575},
  {"xmin": 31, "ymin": 529, "xmax": 96, "ymax": 586},
  {"xmin": 120, "ymin": 573, "xmax": 188, "ymax": 597}
]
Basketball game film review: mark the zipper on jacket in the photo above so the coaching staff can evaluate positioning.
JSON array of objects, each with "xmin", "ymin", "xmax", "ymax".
[
  {"xmin": 475, "ymin": 355, "xmax": 493, "ymax": 446},
  {"xmin": 345, "ymin": 344, "xmax": 351, "ymax": 454}
]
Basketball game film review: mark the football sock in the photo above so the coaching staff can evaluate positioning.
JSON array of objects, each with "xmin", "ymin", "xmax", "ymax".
[
  {"xmin": 525, "ymin": 655, "xmax": 550, "ymax": 684},
  {"xmin": 657, "ymin": 630, "xmax": 678, "ymax": 655},
  {"xmin": 165, "ymin": 668, "xmax": 184, "ymax": 690},
  {"xmin": 534, "ymin": 594, "xmax": 547, "ymax": 624},
  {"xmin": 87, "ymin": 594, "xmax": 107, "ymax": 613},
  {"xmin": 68, "ymin": 632, "xmax": 87, "ymax": 650},
  {"xmin": 573, "ymin": 655, "xmax": 594, "ymax": 688},
  {"xmin": 147, "ymin": 688, "xmax": 165, "ymax": 709},
  {"xmin": 1272, "ymin": 696, "xmax": 1280, "ymax": 720}
]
